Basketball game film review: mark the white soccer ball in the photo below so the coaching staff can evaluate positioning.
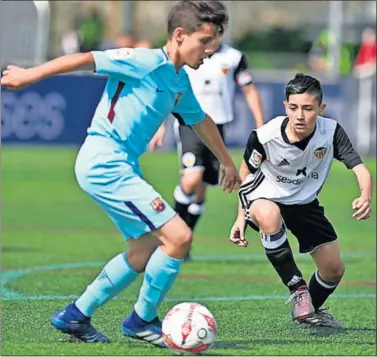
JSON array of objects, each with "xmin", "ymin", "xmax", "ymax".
[{"xmin": 162, "ymin": 302, "xmax": 217, "ymax": 355}]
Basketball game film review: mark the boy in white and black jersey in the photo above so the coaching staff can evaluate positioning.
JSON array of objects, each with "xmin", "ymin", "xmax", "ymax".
[
  {"xmin": 229, "ymin": 73, "xmax": 373, "ymax": 328},
  {"xmin": 170, "ymin": 38, "xmax": 264, "ymax": 261}
]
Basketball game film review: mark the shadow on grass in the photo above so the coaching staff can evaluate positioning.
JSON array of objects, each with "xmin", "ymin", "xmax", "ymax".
[
  {"xmin": 310, "ymin": 326, "xmax": 377, "ymax": 340},
  {"xmin": 2, "ymin": 246, "xmax": 38, "ymax": 253},
  {"xmin": 212, "ymin": 332, "xmax": 377, "ymax": 354},
  {"xmin": 213, "ymin": 340, "xmax": 253, "ymax": 351}
]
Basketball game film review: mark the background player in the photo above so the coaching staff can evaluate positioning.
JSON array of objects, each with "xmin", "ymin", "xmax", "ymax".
[
  {"xmin": 229, "ymin": 73, "xmax": 373, "ymax": 327},
  {"xmin": 1, "ymin": 0, "xmax": 240, "ymax": 346},
  {"xmin": 150, "ymin": 1, "xmax": 264, "ymax": 261},
  {"xmin": 175, "ymin": 38, "xmax": 264, "ymax": 261}
]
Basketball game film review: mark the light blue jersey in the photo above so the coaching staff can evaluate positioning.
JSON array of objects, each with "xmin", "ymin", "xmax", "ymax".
[
  {"xmin": 88, "ymin": 47, "xmax": 205, "ymax": 158},
  {"xmin": 75, "ymin": 47, "xmax": 206, "ymax": 240}
]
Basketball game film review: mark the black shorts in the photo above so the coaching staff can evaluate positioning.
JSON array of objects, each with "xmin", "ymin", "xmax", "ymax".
[
  {"xmin": 175, "ymin": 122, "xmax": 225, "ymax": 185},
  {"xmin": 246, "ymin": 199, "xmax": 338, "ymax": 254}
]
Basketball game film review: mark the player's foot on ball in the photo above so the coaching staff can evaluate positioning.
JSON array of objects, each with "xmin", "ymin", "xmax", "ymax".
[
  {"xmin": 121, "ymin": 310, "xmax": 166, "ymax": 348},
  {"xmin": 50, "ymin": 302, "xmax": 110, "ymax": 343},
  {"xmin": 285, "ymin": 286, "xmax": 315, "ymax": 322}
]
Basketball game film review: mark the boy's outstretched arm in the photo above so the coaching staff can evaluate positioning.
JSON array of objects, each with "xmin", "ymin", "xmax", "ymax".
[
  {"xmin": 242, "ymin": 84, "xmax": 264, "ymax": 128},
  {"xmin": 229, "ymin": 129, "xmax": 266, "ymax": 247},
  {"xmin": 228, "ymin": 159, "xmax": 251, "ymax": 248},
  {"xmin": 333, "ymin": 123, "xmax": 373, "ymax": 221},
  {"xmin": 351, "ymin": 163, "xmax": 373, "ymax": 220},
  {"xmin": 1, "ymin": 53, "xmax": 95, "ymax": 90},
  {"xmin": 236, "ymin": 159, "xmax": 251, "ymax": 214}
]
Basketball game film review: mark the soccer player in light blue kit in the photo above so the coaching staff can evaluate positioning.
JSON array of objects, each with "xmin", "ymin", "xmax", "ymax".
[{"xmin": 1, "ymin": 1, "xmax": 240, "ymax": 346}]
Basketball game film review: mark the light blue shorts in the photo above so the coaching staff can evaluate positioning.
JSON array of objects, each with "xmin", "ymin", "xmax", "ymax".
[{"xmin": 75, "ymin": 136, "xmax": 176, "ymax": 240}]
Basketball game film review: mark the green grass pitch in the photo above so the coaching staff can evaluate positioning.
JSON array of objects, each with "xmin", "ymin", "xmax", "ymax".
[{"xmin": 1, "ymin": 147, "xmax": 376, "ymax": 356}]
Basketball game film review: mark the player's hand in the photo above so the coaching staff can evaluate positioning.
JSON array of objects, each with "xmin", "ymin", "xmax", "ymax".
[
  {"xmin": 219, "ymin": 164, "xmax": 242, "ymax": 192},
  {"xmin": 148, "ymin": 124, "xmax": 166, "ymax": 152},
  {"xmin": 1, "ymin": 65, "xmax": 36, "ymax": 90},
  {"xmin": 229, "ymin": 216, "xmax": 248, "ymax": 248},
  {"xmin": 352, "ymin": 196, "xmax": 372, "ymax": 220}
]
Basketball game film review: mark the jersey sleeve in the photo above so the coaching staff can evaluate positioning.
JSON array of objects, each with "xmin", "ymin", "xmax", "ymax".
[
  {"xmin": 172, "ymin": 84, "xmax": 205, "ymax": 125},
  {"xmin": 91, "ymin": 48, "xmax": 151, "ymax": 81},
  {"xmin": 243, "ymin": 130, "xmax": 267, "ymax": 173},
  {"xmin": 333, "ymin": 123, "xmax": 363, "ymax": 169},
  {"xmin": 234, "ymin": 54, "xmax": 253, "ymax": 86}
]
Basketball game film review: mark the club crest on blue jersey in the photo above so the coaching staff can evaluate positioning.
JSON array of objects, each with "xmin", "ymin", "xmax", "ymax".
[{"xmin": 150, "ymin": 197, "xmax": 166, "ymax": 212}]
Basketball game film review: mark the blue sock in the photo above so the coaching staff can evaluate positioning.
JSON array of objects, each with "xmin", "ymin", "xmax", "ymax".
[
  {"xmin": 65, "ymin": 302, "xmax": 90, "ymax": 321},
  {"xmin": 134, "ymin": 247, "xmax": 182, "ymax": 322},
  {"xmin": 123, "ymin": 309, "xmax": 159, "ymax": 328},
  {"xmin": 75, "ymin": 253, "xmax": 139, "ymax": 317}
]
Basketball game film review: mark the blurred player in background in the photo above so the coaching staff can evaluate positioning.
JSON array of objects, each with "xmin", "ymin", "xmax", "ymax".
[
  {"xmin": 150, "ymin": 1, "xmax": 264, "ymax": 261},
  {"xmin": 135, "ymin": 39, "xmax": 153, "ymax": 49},
  {"xmin": 229, "ymin": 73, "xmax": 373, "ymax": 327},
  {"xmin": 114, "ymin": 32, "xmax": 137, "ymax": 49},
  {"xmin": 1, "ymin": 0, "xmax": 240, "ymax": 346},
  {"xmin": 175, "ymin": 38, "xmax": 264, "ymax": 261}
]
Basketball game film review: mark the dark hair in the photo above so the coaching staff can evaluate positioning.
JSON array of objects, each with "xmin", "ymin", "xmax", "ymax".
[
  {"xmin": 285, "ymin": 73, "xmax": 323, "ymax": 104},
  {"xmin": 167, "ymin": 1, "xmax": 228, "ymax": 37}
]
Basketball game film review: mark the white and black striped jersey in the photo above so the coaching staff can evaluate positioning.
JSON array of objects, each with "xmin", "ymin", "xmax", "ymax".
[
  {"xmin": 239, "ymin": 116, "xmax": 363, "ymax": 206},
  {"xmin": 184, "ymin": 43, "xmax": 253, "ymax": 125}
]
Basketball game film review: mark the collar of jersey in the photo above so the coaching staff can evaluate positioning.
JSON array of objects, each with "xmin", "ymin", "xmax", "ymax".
[
  {"xmin": 161, "ymin": 46, "xmax": 187, "ymax": 76},
  {"xmin": 281, "ymin": 117, "xmax": 317, "ymax": 150},
  {"xmin": 161, "ymin": 46, "xmax": 170, "ymax": 62}
]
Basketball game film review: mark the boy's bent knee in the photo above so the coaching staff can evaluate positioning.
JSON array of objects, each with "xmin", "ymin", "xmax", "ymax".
[
  {"xmin": 127, "ymin": 240, "xmax": 159, "ymax": 272},
  {"xmin": 249, "ymin": 199, "xmax": 282, "ymax": 233},
  {"xmin": 153, "ymin": 215, "xmax": 193, "ymax": 259},
  {"xmin": 126, "ymin": 250, "xmax": 154, "ymax": 273},
  {"xmin": 319, "ymin": 262, "xmax": 345, "ymax": 283},
  {"xmin": 165, "ymin": 226, "xmax": 192, "ymax": 258},
  {"xmin": 181, "ymin": 170, "xmax": 203, "ymax": 194}
]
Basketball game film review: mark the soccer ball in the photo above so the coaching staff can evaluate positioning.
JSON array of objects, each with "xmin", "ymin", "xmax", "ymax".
[{"xmin": 162, "ymin": 302, "xmax": 217, "ymax": 355}]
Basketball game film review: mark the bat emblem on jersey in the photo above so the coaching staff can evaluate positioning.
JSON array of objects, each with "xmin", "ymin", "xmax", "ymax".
[
  {"xmin": 221, "ymin": 65, "xmax": 229, "ymax": 75},
  {"xmin": 151, "ymin": 197, "xmax": 166, "ymax": 213},
  {"xmin": 221, "ymin": 66, "xmax": 229, "ymax": 75},
  {"xmin": 314, "ymin": 147, "xmax": 328, "ymax": 159}
]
